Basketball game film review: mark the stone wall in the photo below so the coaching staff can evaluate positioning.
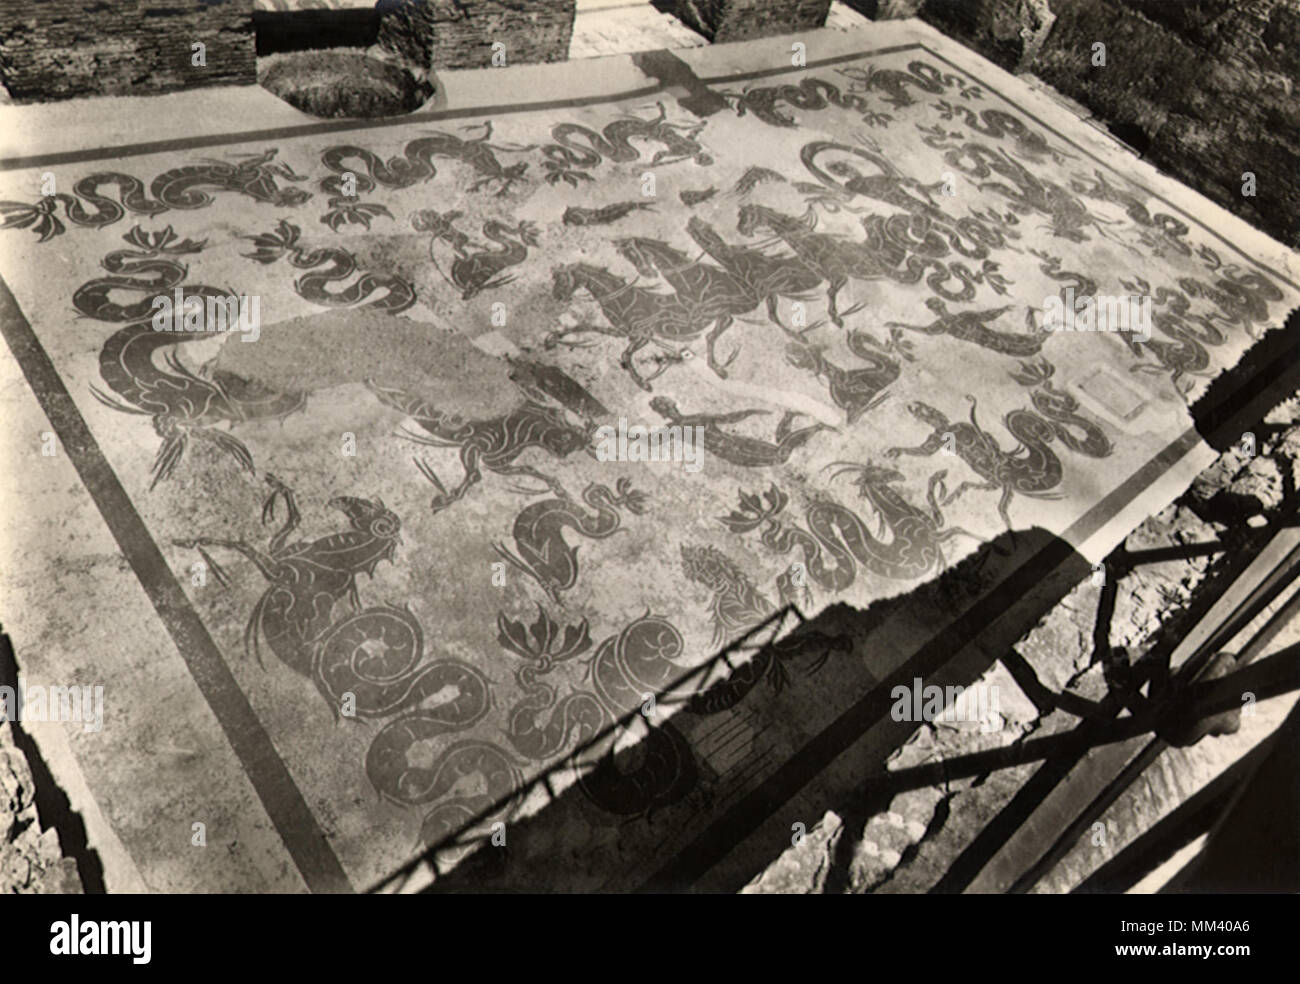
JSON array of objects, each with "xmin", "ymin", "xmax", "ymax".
[
  {"xmin": 375, "ymin": 0, "xmax": 575, "ymax": 71},
  {"xmin": 850, "ymin": 0, "xmax": 1300, "ymax": 251},
  {"xmin": 674, "ymin": 0, "xmax": 833, "ymax": 42},
  {"xmin": 0, "ymin": 0, "xmax": 257, "ymax": 102}
]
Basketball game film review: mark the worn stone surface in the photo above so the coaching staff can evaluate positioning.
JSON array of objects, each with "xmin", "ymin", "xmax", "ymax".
[{"xmin": 0, "ymin": 0, "xmax": 257, "ymax": 101}]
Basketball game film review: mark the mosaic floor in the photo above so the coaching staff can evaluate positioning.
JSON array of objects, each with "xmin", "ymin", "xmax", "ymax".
[{"xmin": 1, "ymin": 20, "xmax": 1297, "ymax": 893}]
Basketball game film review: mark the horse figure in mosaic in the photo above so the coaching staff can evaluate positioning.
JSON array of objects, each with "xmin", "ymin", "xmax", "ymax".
[{"xmin": 546, "ymin": 261, "xmax": 717, "ymax": 389}]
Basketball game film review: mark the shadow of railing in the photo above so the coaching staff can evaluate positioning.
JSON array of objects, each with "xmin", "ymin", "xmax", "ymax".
[{"xmin": 364, "ymin": 524, "xmax": 1101, "ymax": 893}]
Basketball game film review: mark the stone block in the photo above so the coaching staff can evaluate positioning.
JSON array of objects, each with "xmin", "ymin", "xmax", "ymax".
[
  {"xmin": 0, "ymin": 0, "xmax": 257, "ymax": 101},
  {"xmin": 376, "ymin": 0, "xmax": 576, "ymax": 70},
  {"xmin": 673, "ymin": 0, "xmax": 832, "ymax": 43}
]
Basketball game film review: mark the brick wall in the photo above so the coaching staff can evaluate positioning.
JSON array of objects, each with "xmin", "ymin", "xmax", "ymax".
[
  {"xmin": 375, "ymin": 0, "xmax": 576, "ymax": 71},
  {"xmin": 851, "ymin": 0, "xmax": 1300, "ymax": 250},
  {"xmin": 674, "ymin": 0, "xmax": 833, "ymax": 42},
  {"xmin": 0, "ymin": 0, "xmax": 257, "ymax": 101}
]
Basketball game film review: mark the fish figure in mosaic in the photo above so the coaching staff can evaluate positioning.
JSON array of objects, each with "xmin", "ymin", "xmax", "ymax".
[
  {"xmin": 879, "ymin": 298, "xmax": 1047, "ymax": 359},
  {"xmin": 562, "ymin": 201, "xmax": 656, "ymax": 226},
  {"xmin": 494, "ymin": 478, "xmax": 650, "ymax": 603},
  {"xmin": 242, "ymin": 219, "xmax": 416, "ymax": 312},
  {"xmin": 367, "ymin": 380, "xmax": 592, "ymax": 508}
]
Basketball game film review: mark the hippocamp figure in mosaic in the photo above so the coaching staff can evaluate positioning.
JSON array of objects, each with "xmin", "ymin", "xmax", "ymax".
[
  {"xmin": 546, "ymin": 262, "xmax": 711, "ymax": 390},
  {"xmin": 494, "ymin": 478, "xmax": 650, "ymax": 603},
  {"xmin": 736, "ymin": 204, "xmax": 997, "ymax": 325},
  {"xmin": 412, "ymin": 208, "xmax": 540, "ymax": 299},
  {"xmin": 367, "ymin": 380, "xmax": 592, "ymax": 508},
  {"xmin": 175, "ymin": 477, "xmax": 489, "ymax": 725},
  {"xmin": 684, "ymin": 216, "xmax": 826, "ymax": 336},
  {"xmin": 649, "ymin": 396, "xmax": 832, "ymax": 468},
  {"xmin": 0, "ymin": 149, "xmax": 312, "ymax": 242},
  {"xmin": 242, "ymin": 219, "xmax": 416, "ymax": 312},
  {"xmin": 613, "ymin": 234, "xmax": 809, "ymax": 370},
  {"xmin": 539, "ymin": 102, "xmax": 713, "ymax": 185}
]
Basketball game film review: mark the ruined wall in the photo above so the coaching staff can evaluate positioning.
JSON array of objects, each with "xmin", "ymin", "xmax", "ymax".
[
  {"xmin": 0, "ymin": 0, "xmax": 257, "ymax": 102},
  {"xmin": 375, "ymin": 0, "xmax": 576, "ymax": 70},
  {"xmin": 673, "ymin": 0, "xmax": 833, "ymax": 42},
  {"xmin": 850, "ymin": 0, "xmax": 1300, "ymax": 250}
]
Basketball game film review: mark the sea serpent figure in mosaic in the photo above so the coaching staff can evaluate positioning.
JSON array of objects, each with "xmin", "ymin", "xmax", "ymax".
[
  {"xmin": 318, "ymin": 123, "xmax": 534, "ymax": 199},
  {"xmin": 0, "ymin": 149, "xmax": 312, "ymax": 242},
  {"xmin": 412, "ymin": 208, "xmax": 540, "ymax": 300},
  {"xmin": 494, "ymin": 478, "xmax": 650, "ymax": 604},
  {"xmin": 81, "ymin": 227, "xmax": 305, "ymax": 488},
  {"xmin": 720, "ymin": 469, "xmax": 983, "ymax": 609},
  {"xmin": 539, "ymin": 101, "xmax": 712, "ymax": 185},
  {"xmin": 243, "ymin": 219, "xmax": 417, "ymax": 312}
]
